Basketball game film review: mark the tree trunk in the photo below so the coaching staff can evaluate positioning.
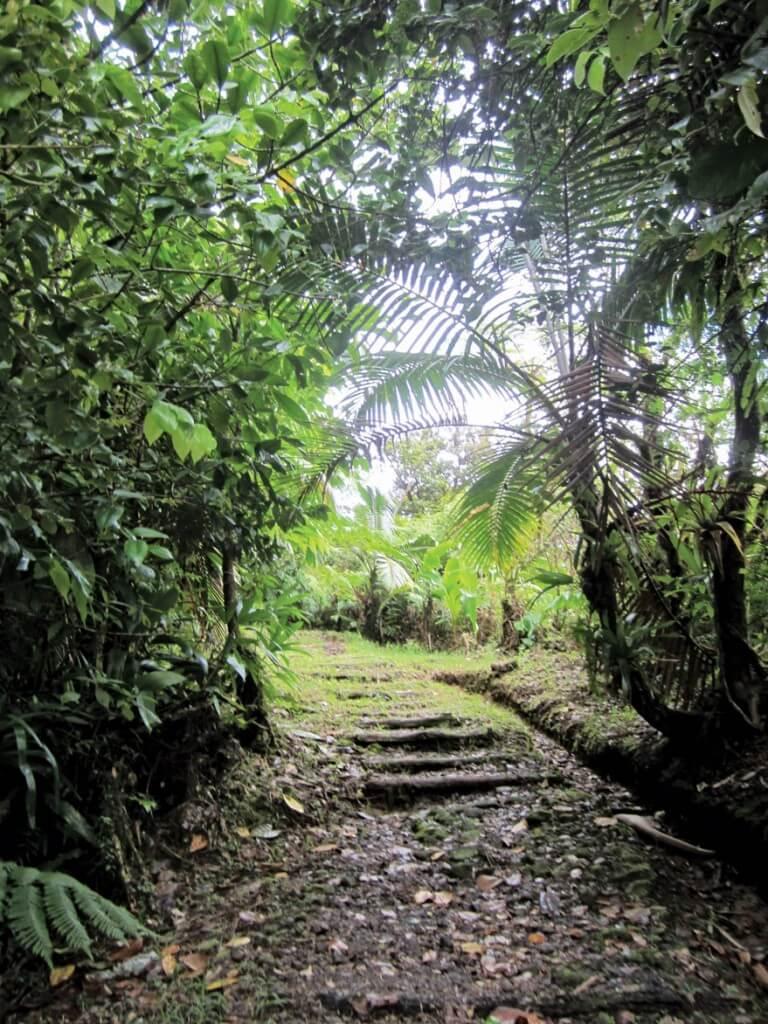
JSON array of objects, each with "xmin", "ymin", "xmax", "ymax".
[{"xmin": 710, "ymin": 258, "xmax": 766, "ymax": 727}]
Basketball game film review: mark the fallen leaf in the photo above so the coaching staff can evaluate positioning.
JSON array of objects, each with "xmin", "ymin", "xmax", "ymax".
[
  {"xmin": 422, "ymin": 949, "xmax": 438, "ymax": 963},
  {"xmin": 109, "ymin": 938, "xmax": 144, "ymax": 962},
  {"xmin": 226, "ymin": 936, "xmax": 251, "ymax": 948},
  {"xmin": 434, "ymin": 890, "xmax": 454, "ymax": 907},
  {"xmin": 252, "ymin": 824, "xmax": 281, "ymax": 839},
  {"xmin": 189, "ymin": 833, "xmax": 208, "ymax": 853},
  {"xmin": 161, "ymin": 953, "xmax": 177, "ymax": 977},
  {"xmin": 234, "ymin": 826, "xmax": 251, "ymax": 838},
  {"xmin": 282, "ymin": 792, "xmax": 305, "ymax": 814},
  {"xmin": 328, "ymin": 937, "xmax": 349, "ymax": 959},
  {"xmin": 624, "ymin": 906, "xmax": 651, "ymax": 925},
  {"xmin": 572, "ymin": 974, "xmax": 600, "ymax": 994},
  {"xmin": 511, "ymin": 819, "xmax": 528, "ymax": 834},
  {"xmin": 594, "ymin": 816, "xmax": 617, "ymax": 828},
  {"xmin": 314, "ymin": 843, "xmax": 338, "ymax": 854},
  {"xmin": 161, "ymin": 943, "xmax": 180, "ymax": 956},
  {"xmin": 476, "ymin": 874, "xmax": 502, "ymax": 892},
  {"xmin": 180, "ymin": 952, "xmax": 208, "ymax": 976},
  {"xmin": 527, "ymin": 932, "xmax": 546, "ymax": 945},
  {"xmin": 460, "ymin": 941, "xmax": 484, "ymax": 955},
  {"xmin": 753, "ymin": 962, "xmax": 768, "ymax": 988},
  {"xmin": 430, "ymin": 849, "xmax": 446, "ymax": 860},
  {"xmin": 413, "ymin": 889, "xmax": 433, "ymax": 904},
  {"xmin": 488, "ymin": 1007, "xmax": 548, "ymax": 1023},
  {"xmin": 505, "ymin": 872, "xmax": 522, "ymax": 887},
  {"xmin": 206, "ymin": 973, "xmax": 239, "ymax": 991},
  {"xmin": 49, "ymin": 964, "xmax": 75, "ymax": 988}
]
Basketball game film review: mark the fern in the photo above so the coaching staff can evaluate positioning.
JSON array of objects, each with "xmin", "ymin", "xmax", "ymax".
[{"xmin": 0, "ymin": 861, "xmax": 144, "ymax": 966}]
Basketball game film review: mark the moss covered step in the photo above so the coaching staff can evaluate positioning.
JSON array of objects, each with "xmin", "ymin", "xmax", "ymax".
[
  {"xmin": 362, "ymin": 750, "xmax": 520, "ymax": 772},
  {"xmin": 349, "ymin": 725, "xmax": 495, "ymax": 748},
  {"xmin": 356, "ymin": 713, "xmax": 463, "ymax": 730},
  {"xmin": 364, "ymin": 768, "xmax": 560, "ymax": 801}
]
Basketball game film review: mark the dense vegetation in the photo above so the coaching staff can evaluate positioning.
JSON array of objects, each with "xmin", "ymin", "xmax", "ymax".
[{"xmin": 1, "ymin": 0, "xmax": 767, "ymax": 971}]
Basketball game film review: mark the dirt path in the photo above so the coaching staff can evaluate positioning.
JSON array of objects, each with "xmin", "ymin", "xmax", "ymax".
[{"xmin": 27, "ymin": 632, "xmax": 768, "ymax": 1024}]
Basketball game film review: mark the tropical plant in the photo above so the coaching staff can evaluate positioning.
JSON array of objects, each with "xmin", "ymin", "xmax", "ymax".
[
  {"xmin": 0, "ymin": 861, "xmax": 144, "ymax": 967},
  {"xmin": 282, "ymin": 0, "xmax": 768, "ymax": 743}
]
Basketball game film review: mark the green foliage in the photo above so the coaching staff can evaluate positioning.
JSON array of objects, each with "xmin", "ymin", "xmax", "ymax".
[{"xmin": 0, "ymin": 861, "xmax": 143, "ymax": 966}]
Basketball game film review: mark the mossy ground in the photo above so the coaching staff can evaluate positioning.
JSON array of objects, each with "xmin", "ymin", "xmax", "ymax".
[{"xmin": 274, "ymin": 629, "xmax": 530, "ymax": 738}]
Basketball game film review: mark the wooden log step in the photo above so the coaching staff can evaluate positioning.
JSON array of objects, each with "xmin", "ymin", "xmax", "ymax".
[
  {"xmin": 349, "ymin": 726, "xmax": 494, "ymax": 749},
  {"xmin": 357, "ymin": 713, "xmax": 462, "ymax": 730},
  {"xmin": 364, "ymin": 769, "xmax": 559, "ymax": 800},
  {"xmin": 363, "ymin": 750, "xmax": 517, "ymax": 772}
]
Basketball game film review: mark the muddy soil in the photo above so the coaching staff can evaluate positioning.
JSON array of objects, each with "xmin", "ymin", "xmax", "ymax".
[{"xmin": 15, "ymin": 632, "xmax": 768, "ymax": 1024}]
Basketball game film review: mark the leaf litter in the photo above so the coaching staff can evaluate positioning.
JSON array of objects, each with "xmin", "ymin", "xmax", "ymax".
[{"xmin": 28, "ymin": 633, "xmax": 768, "ymax": 1024}]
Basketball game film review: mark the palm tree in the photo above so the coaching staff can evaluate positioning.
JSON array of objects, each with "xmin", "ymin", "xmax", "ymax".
[{"xmin": 278, "ymin": 0, "xmax": 767, "ymax": 741}]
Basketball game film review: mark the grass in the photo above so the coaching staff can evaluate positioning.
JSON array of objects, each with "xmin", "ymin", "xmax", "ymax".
[{"xmin": 274, "ymin": 630, "xmax": 529, "ymax": 737}]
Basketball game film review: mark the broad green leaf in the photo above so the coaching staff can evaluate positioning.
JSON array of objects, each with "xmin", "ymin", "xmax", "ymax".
[
  {"xmin": 95, "ymin": 0, "xmax": 116, "ymax": 17},
  {"xmin": 274, "ymin": 392, "xmax": 310, "ymax": 425},
  {"xmin": 188, "ymin": 423, "xmax": 216, "ymax": 463},
  {"xmin": 546, "ymin": 27, "xmax": 600, "ymax": 67},
  {"xmin": 0, "ymin": 46, "xmax": 23, "ymax": 71},
  {"xmin": 123, "ymin": 539, "xmax": 149, "ymax": 564},
  {"xmin": 0, "ymin": 85, "xmax": 31, "ymax": 111},
  {"xmin": 49, "ymin": 560, "xmax": 70, "ymax": 600},
  {"xmin": 280, "ymin": 117, "xmax": 307, "ymax": 147},
  {"xmin": 221, "ymin": 275, "xmax": 238, "ymax": 301},
  {"xmin": 252, "ymin": 108, "xmax": 282, "ymax": 138},
  {"xmin": 607, "ymin": 6, "xmax": 662, "ymax": 81},
  {"xmin": 143, "ymin": 403, "xmax": 177, "ymax": 444},
  {"xmin": 171, "ymin": 426, "xmax": 192, "ymax": 461},
  {"xmin": 587, "ymin": 53, "xmax": 606, "ymax": 93},
  {"xmin": 147, "ymin": 544, "xmax": 174, "ymax": 560},
  {"xmin": 574, "ymin": 50, "xmax": 591, "ymax": 88},
  {"xmin": 202, "ymin": 39, "xmax": 229, "ymax": 89},
  {"xmin": 738, "ymin": 80, "xmax": 764, "ymax": 138},
  {"xmin": 263, "ymin": 0, "xmax": 293, "ymax": 35}
]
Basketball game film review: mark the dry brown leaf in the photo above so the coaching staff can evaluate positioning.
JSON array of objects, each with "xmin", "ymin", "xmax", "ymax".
[
  {"xmin": 161, "ymin": 943, "xmax": 180, "ymax": 956},
  {"xmin": 624, "ymin": 906, "xmax": 651, "ymax": 925},
  {"xmin": 572, "ymin": 974, "xmax": 600, "ymax": 995},
  {"xmin": 594, "ymin": 816, "xmax": 616, "ymax": 828},
  {"xmin": 434, "ymin": 890, "xmax": 454, "ymax": 907},
  {"xmin": 180, "ymin": 952, "xmax": 208, "ymax": 976},
  {"xmin": 161, "ymin": 953, "xmax": 177, "ymax": 977},
  {"xmin": 49, "ymin": 964, "xmax": 76, "ymax": 988},
  {"xmin": 109, "ymin": 937, "xmax": 144, "ymax": 962},
  {"xmin": 189, "ymin": 833, "xmax": 208, "ymax": 853},
  {"xmin": 422, "ymin": 949, "xmax": 438, "ymax": 963},
  {"xmin": 206, "ymin": 973, "xmax": 239, "ymax": 991},
  {"xmin": 510, "ymin": 819, "xmax": 528, "ymax": 834},
  {"xmin": 413, "ymin": 889, "xmax": 433, "ymax": 905},
  {"xmin": 234, "ymin": 826, "xmax": 251, "ymax": 838},
  {"xmin": 328, "ymin": 937, "xmax": 349, "ymax": 959},
  {"xmin": 430, "ymin": 849, "xmax": 446, "ymax": 861},
  {"xmin": 753, "ymin": 962, "xmax": 768, "ymax": 989},
  {"xmin": 314, "ymin": 843, "xmax": 338, "ymax": 854},
  {"xmin": 460, "ymin": 941, "xmax": 484, "ymax": 955},
  {"xmin": 476, "ymin": 874, "xmax": 502, "ymax": 892},
  {"xmin": 488, "ymin": 1007, "xmax": 548, "ymax": 1023},
  {"xmin": 527, "ymin": 932, "xmax": 546, "ymax": 945},
  {"xmin": 226, "ymin": 936, "xmax": 251, "ymax": 948}
]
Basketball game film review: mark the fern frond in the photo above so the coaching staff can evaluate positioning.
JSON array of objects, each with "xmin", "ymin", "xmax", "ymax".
[
  {"xmin": 43, "ymin": 874, "xmax": 92, "ymax": 957},
  {"xmin": 8, "ymin": 868, "xmax": 53, "ymax": 966},
  {"xmin": 0, "ymin": 861, "xmax": 143, "ymax": 966},
  {"xmin": 69, "ymin": 875, "xmax": 143, "ymax": 940}
]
